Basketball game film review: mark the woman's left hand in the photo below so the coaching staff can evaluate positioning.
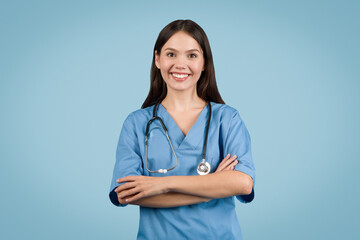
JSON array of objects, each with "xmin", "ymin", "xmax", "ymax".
[
  {"xmin": 215, "ymin": 154, "xmax": 238, "ymax": 172},
  {"xmin": 115, "ymin": 176, "xmax": 169, "ymax": 203}
]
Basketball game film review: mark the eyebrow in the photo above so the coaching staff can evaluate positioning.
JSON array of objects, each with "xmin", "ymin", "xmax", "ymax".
[{"xmin": 164, "ymin": 47, "xmax": 202, "ymax": 53}]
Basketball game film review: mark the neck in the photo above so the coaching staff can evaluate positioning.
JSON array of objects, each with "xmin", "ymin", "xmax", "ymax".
[{"xmin": 161, "ymin": 88, "xmax": 206, "ymax": 112}]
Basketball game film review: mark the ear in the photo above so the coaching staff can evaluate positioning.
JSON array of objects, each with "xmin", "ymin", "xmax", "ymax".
[{"xmin": 154, "ymin": 50, "xmax": 160, "ymax": 69}]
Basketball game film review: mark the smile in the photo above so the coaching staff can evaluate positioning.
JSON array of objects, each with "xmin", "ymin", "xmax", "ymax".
[{"xmin": 171, "ymin": 73, "xmax": 190, "ymax": 81}]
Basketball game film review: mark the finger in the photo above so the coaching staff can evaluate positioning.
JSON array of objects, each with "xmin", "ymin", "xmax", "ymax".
[
  {"xmin": 115, "ymin": 182, "xmax": 137, "ymax": 193},
  {"xmin": 216, "ymin": 154, "xmax": 231, "ymax": 171},
  {"xmin": 118, "ymin": 193, "xmax": 137, "ymax": 204},
  {"xmin": 115, "ymin": 182, "xmax": 134, "ymax": 193},
  {"xmin": 224, "ymin": 154, "xmax": 237, "ymax": 164},
  {"xmin": 229, "ymin": 155, "xmax": 237, "ymax": 161},
  {"xmin": 125, "ymin": 192, "xmax": 145, "ymax": 203},
  {"xmin": 225, "ymin": 160, "xmax": 239, "ymax": 171},
  {"xmin": 118, "ymin": 198, "xmax": 127, "ymax": 205},
  {"xmin": 217, "ymin": 153, "xmax": 230, "ymax": 167},
  {"xmin": 220, "ymin": 153, "xmax": 231, "ymax": 164},
  {"xmin": 118, "ymin": 192, "xmax": 129, "ymax": 203},
  {"xmin": 118, "ymin": 187, "xmax": 140, "ymax": 199},
  {"xmin": 229, "ymin": 159, "xmax": 239, "ymax": 168},
  {"xmin": 220, "ymin": 155, "xmax": 237, "ymax": 170},
  {"xmin": 116, "ymin": 176, "xmax": 138, "ymax": 183}
]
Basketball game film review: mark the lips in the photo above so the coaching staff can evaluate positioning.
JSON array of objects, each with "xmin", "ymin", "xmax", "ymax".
[{"xmin": 171, "ymin": 72, "xmax": 190, "ymax": 81}]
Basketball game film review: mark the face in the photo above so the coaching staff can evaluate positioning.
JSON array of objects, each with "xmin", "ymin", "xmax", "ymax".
[{"xmin": 155, "ymin": 31, "xmax": 205, "ymax": 93}]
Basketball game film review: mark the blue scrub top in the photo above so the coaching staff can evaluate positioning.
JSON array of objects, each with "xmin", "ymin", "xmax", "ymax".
[{"xmin": 109, "ymin": 102, "xmax": 256, "ymax": 240}]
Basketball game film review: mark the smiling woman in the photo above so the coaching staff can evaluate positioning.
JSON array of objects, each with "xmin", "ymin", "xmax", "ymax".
[
  {"xmin": 109, "ymin": 19, "xmax": 256, "ymax": 240},
  {"xmin": 154, "ymin": 31, "xmax": 205, "ymax": 93}
]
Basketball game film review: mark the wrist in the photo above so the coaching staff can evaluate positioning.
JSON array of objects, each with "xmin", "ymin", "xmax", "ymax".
[{"xmin": 166, "ymin": 176, "xmax": 176, "ymax": 192}]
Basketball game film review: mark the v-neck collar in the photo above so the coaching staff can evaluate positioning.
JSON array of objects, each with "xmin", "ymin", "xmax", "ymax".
[{"xmin": 156, "ymin": 102, "xmax": 211, "ymax": 150}]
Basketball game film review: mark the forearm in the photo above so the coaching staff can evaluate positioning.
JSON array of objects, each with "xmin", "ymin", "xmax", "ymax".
[
  {"xmin": 128, "ymin": 192, "xmax": 211, "ymax": 208},
  {"xmin": 114, "ymin": 168, "xmax": 253, "ymax": 205},
  {"xmin": 167, "ymin": 171, "xmax": 253, "ymax": 199}
]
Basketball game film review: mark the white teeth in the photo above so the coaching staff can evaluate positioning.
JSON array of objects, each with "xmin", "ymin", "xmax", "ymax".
[{"xmin": 172, "ymin": 73, "xmax": 189, "ymax": 78}]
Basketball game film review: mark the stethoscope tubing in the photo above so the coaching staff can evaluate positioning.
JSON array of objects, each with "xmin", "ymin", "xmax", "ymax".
[{"xmin": 144, "ymin": 101, "xmax": 211, "ymax": 174}]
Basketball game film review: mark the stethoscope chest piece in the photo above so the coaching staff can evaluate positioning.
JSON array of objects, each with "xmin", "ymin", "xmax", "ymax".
[
  {"xmin": 146, "ymin": 101, "xmax": 212, "ymax": 175},
  {"xmin": 197, "ymin": 161, "xmax": 211, "ymax": 175}
]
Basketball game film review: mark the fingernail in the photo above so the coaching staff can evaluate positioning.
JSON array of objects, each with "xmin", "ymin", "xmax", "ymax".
[{"xmin": 125, "ymin": 199, "xmax": 129, "ymax": 202}]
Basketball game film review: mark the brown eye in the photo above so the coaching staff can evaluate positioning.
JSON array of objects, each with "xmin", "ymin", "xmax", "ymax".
[
  {"xmin": 166, "ymin": 52, "xmax": 175, "ymax": 57},
  {"xmin": 189, "ymin": 53, "xmax": 197, "ymax": 58}
]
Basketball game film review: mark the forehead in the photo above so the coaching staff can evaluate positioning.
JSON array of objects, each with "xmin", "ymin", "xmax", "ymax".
[{"xmin": 162, "ymin": 31, "xmax": 202, "ymax": 52}]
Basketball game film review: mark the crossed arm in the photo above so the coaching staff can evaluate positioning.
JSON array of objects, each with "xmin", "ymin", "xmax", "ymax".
[{"xmin": 114, "ymin": 154, "xmax": 253, "ymax": 208}]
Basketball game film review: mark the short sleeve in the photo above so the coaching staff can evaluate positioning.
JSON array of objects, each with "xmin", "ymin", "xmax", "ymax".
[
  {"xmin": 223, "ymin": 111, "xmax": 256, "ymax": 203},
  {"xmin": 109, "ymin": 113, "xmax": 144, "ymax": 207}
]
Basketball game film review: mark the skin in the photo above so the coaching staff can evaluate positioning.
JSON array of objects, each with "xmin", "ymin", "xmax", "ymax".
[
  {"xmin": 115, "ymin": 154, "xmax": 248, "ymax": 208},
  {"xmin": 155, "ymin": 31, "xmax": 205, "ymax": 96},
  {"xmin": 115, "ymin": 31, "xmax": 253, "ymax": 208}
]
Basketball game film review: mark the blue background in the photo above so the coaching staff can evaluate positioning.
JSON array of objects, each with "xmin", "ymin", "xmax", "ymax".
[{"xmin": 1, "ymin": 0, "xmax": 359, "ymax": 239}]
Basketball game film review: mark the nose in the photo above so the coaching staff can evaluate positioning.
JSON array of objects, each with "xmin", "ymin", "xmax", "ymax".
[{"xmin": 174, "ymin": 55, "xmax": 186, "ymax": 70}]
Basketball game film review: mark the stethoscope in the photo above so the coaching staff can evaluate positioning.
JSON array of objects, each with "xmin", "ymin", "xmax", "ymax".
[{"xmin": 145, "ymin": 101, "xmax": 212, "ymax": 175}]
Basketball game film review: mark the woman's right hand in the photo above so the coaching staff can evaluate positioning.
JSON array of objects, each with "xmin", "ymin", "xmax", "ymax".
[{"xmin": 215, "ymin": 154, "xmax": 238, "ymax": 172}]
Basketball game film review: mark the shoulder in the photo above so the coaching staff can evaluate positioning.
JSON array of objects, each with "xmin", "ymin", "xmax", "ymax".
[
  {"xmin": 211, "ymin": 102, "xmax": 251, "ymax": 141},
  {"xmin": 210, "ymin": 102, "xmax": 242, "ymax": 122},
  {"xmin": 129, "ymin": 105, "xmax": 154, "ymax": 118},
  {"xmin": 122, "ymin": 105, "xmax": 155, "ymax": 126}
]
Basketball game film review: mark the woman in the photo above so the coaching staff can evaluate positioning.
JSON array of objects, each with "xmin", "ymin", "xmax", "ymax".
[{"xmin": 109, "ymin": 19, "xmax": 255, "ymax": 239}]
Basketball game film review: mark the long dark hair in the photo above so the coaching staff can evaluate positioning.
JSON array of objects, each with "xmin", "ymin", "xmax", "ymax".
[{"xmin": 141, "ymin": 19, "xmax": 225, "ymax": 109}]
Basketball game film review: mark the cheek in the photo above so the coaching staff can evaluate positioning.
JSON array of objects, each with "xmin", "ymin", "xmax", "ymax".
[
  {"xmin": 159, "ymin": 66, "xmax": 172, "ymax": 82},
  {"xmin": 159, "ymin": 59, "xmax": 173, "ymax": 72},
  {"xmin": 160, "ymin": 67, "xmax": 170, "ymax": 78},
  {"xmin": 191, "ymin": 62, "xmax": 204, "ymax": 74}
]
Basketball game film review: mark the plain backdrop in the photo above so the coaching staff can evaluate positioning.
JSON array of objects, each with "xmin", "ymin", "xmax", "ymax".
[{"xmin": 1, "ymin": 0, "xmax": 359, "ymax": 239}]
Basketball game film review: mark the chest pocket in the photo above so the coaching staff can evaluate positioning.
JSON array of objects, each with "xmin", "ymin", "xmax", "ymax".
[{"xmin": 146, "ymin": 126, "xmax": 176, "ymax": 176}]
